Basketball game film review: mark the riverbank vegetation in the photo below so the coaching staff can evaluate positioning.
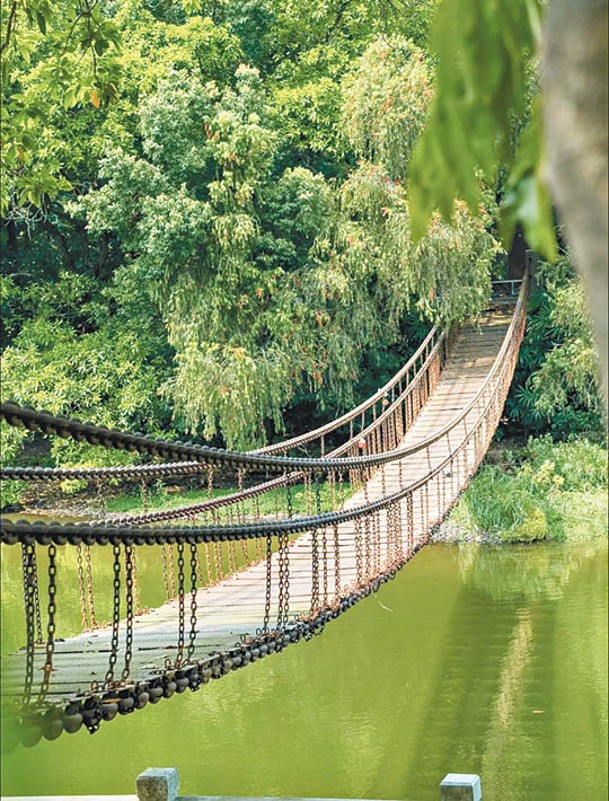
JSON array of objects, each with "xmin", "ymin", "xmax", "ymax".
[{"xmin": 442, "ymin": 437, "xmax": 608, "ymax": 543}]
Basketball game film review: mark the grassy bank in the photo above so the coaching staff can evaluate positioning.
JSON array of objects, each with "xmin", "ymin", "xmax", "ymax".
[{"xmin": 442, "ymin": 436, "xmax": 608, "ymax": 543}]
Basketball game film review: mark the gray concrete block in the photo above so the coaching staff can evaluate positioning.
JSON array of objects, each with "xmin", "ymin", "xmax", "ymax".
[
  {"xmin": 440, "ymin": 773, "xmax": 482, "ymax": 801},
  {"xmin": 136, "ymin": 768, "xmax": 180, "ymax": 801}
]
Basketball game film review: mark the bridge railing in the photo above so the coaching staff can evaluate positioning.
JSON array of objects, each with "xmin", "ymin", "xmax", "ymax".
[{"xmin": 0, "ymin": 324, "xmax": 451, "ymax": 527}]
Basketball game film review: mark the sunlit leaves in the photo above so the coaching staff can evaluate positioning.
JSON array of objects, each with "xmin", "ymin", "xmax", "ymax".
[{"xmin": 1, "ymin": 0, "xmax": 122, "ymax": 213}]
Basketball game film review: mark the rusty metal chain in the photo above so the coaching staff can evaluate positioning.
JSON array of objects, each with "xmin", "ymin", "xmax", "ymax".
[
  {"xmin": 333, "ymin": 522, "xmax": 341, "ymax": 605},
  {"xmin": 321, "ymin": 526, "xmax": 329, "ymax": 609},
  {"xmin": 175, "ymin": 541, "xmax": 186, "ymax": 666},
  {"xmin": 37, "ymin": 543, "xmax": 57, "ymax": 704},
  {"xmin": 187, "ymin": 543, "xmax": 198, "ymax": 661},
  {"xmin": 263, "ymin": 535, "xmax": 273, "ymax": 633},
  {"xmin": 309, "ymin": 529, "xmax": 320, "ymax": 618},
  {"xmin": 354, "ymin": 516, "xmax": 363, "ymax": 587},
  {"xmin": 76, "ymin": 544, "xmax": 89, "ymax": 631},
  {"xmin": 122, "ymin": 544, "xmax": 134, "ymax": 681},
  {"xmin": 85, "ymin": 544, "xmax": 97, "ymax": 627},
  {"xmin": 277, "ymin": 533, "xmax": 290, "ymax": 629},
  {"xmin": 21, "ymin": 543, "xmax": 36, "ymax": 705},
  {"xmin": 104, "ymin": 543, "xmax": 122, "ymax": 687},
  {"xmin": 161, "ymin": 544, "xmax": 171, "ymax": 600}
]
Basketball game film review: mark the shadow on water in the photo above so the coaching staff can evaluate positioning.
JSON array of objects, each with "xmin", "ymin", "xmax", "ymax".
[{"xmin": 1, "ymin": 539, "xmax": 607, "ymax": 801}]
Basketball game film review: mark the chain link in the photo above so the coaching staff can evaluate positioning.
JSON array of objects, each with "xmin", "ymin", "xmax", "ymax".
[
  {"xmin": 21, "ymin": 543, "xmax": 36, "ymax": 705},
  {"xmin": 332, "ymin": 522, "xmax": 341, "ymax": 606},
  {"xmin": 187, "ymin": 543, "xmax": 198, "ymax": 661},
  {"xmin": 122, "ymin": 544, "xmax": 134, "ymax": 681},
  {"xmin": 76, "ymin": 544, "xmax": 89, "ymax": 630},
  {"xmin": 104, "ymin": 543, "xmax": 121, "ymax": 687},
  {"xmin": 175, "ymin": 541, "xmax": 186, "ymax": 666},
  {"xmin": 37, "ymin": 543, "xmax": 57, "ymax": 703},
  {"xmin": 263, "ymin": 535, "xmax": 273, "ymax": 633},
  {"xmin": 276, "ymin": 533, "xmax": 290, "ymax": 629}
]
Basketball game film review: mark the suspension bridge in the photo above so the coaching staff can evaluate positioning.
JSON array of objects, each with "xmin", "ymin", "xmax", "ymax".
[{"xmin": 0, "ymin": 274, "xmax": 528, "ymax": 750}]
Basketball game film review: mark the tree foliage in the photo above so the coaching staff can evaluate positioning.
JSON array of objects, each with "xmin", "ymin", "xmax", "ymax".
[
  {"xmin": 2, "ymin": 0, "xmax": 596, "ymax": 487},
  {"xmin": 506, "ymin": 257, "xmax": 604, "ymax": 439}
]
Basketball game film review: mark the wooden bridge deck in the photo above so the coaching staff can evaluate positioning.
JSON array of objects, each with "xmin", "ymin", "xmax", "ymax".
[{"xmin": 1, "ymin": 305, "xmax": 513, "ymax": 705}]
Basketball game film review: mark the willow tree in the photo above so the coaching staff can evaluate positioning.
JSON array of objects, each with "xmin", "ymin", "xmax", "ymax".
[{"xmin": 337, "ymin": 37, "xmax": 499, "ymax": 326}]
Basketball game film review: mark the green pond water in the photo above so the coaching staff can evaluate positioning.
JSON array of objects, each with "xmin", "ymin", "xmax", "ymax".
[{"xmin": 1, "ymin": 538, "xmax": 607, "ymax": 801}]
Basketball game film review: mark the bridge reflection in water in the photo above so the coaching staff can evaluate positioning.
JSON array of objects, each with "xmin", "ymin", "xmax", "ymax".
[{"xmin": 0, "ymin": 277, "xmax": 528, "ymax": 749}]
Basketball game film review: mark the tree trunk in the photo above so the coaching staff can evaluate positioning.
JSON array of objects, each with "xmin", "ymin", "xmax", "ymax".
[{"xmin": 542, "ymin": 0, "xmax": 608, "ymax": 404}]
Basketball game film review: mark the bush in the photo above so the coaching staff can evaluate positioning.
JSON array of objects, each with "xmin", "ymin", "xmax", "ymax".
[{"xmin": 447, "ymin": 436, "xmax": 607, "ymax": 542}]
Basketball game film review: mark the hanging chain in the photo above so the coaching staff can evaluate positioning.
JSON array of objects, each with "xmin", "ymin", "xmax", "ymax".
[
  {"xmin": 213, "ymin": 541, "xmax": 223, "ymax": 582},
  {"xmin": 371, "ymin": 509, "xmax": 379, "ymax": 577},
  {"xmin": 263, "ymin": 535, "xmax": 273, "ymax": 632},
  {"xmin": 77, "ymin": 544, "xmax": 89, "ymax": 630},
  {"xmin": 204, "ymin": 542, "xmax": 214, "ymax": 585},
  {"xmin": 228, "ymin": 540, "xmax": 237, "ymax": 576},
  {"xmin": 186, "ymin": 543, "xmax": 198, "ymax": 661},
  {"xmin": 333, "ymin": 522, "xmax": 341, "ymax": 606},
  {"xmin": 37, "ymin": 543, "xmax": 57, "ymax": 704},
  {"xmin": 21, "ymin": 543, "xmax": 36, "ymax": 705},
  {"xmin": 354, "ymin": 516, "xmax": 363, "ymax": 587},
  {"xmin": 167, "ymin": 544, "xmax": 176, "ymax": 595},
  {"xmin": 304, "ymin": 471, "xmax": 313, "ymax": 515},
  {"xmin": 30, "ymin": 544, "xmax": 42, "ymax": 643},
  {"xmin": 121, "ymin": 544, "xmax": 134, "ymax": 681},
  {"xmin": 96, "ymin": 478, "xmax": 107, "ymax": 519},
  {"xmin": 104, "ymin": 543, "xmax": 122, "ymax": 687},
  {"xmin": 363, "ymin": 516, "xmax": 372, "ymax": 582},
  {"xmin": 195, "ymin": 545, "xmax": 206, "ymax": 587},
  {"xmin": 84, "ymin": 544, "xmax": 97, "ymax": 627},
  {"xmin": 276, "ymin": 533, "xmax": 290, "ymax": 629},
  {"xmin": 321, "ymin": 526, "xmax": 329, "ymax": 609},
  {"xmin": 309, "ymin": 528, "xmax": 320, "ymax": 618},
  {"xmin": 131, "ymin": 545, "xmax": 142, "ymax": 615},
  {"xmin": 140, "ymin": 478, "xmax": 148, "ymax": 512},
  {"xmin": 175, "ymin": 541, "xmax": 186, "ymax": 666},
  {"xmin": 161, "ymin": 544, "xmax": 171, "ymax": 600},
  {"xmin": 207, "ymin": 464, "xmax": 214, "ymax": 499}
]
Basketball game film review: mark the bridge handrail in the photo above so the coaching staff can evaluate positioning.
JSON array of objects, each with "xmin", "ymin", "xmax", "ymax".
[
  {"xmin": 0, "ymin": 334, "xmax": 447, "ymax": 476},
  {"xmin": 0, "ymin": 328, "xmax": 443, "ymax": 483},
  {"xmin": 100, "ymin": 270, "xmax": 527, "ymax": 525},
  {"xmin": 0, "ymin": 275, "xmax": 526, "ymax": 478},
  {"xmin": 0, "ymin": 317, "xmax": 523, "ymax": 546},
  {"xmin": 94, "ymin": 332, "xmax": 447, "ymax": 524},
  {"xmin": 252, "ymin": 325, "xmax": 441, "ymax": 454}
]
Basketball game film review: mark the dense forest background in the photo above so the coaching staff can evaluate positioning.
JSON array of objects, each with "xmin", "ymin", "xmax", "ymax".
[{"xmin": 1, "ymin": 0, "xmax": 604, "ymax": 510}]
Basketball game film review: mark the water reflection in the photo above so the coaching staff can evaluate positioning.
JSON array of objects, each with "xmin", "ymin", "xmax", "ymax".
[{"xmin": 1, "ymin": 540, "xmax": 607, "ymax": 801}]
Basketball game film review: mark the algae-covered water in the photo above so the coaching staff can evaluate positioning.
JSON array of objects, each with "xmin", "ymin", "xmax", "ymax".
[{"xmin": 1, "ymin": 538, "xmax": 607, "ymax": 801}]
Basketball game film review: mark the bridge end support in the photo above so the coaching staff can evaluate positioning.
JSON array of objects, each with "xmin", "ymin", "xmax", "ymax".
[
  {"xmin": 440, "ymin": 773, "xmax": 481, "ymax": 801},
  {"xmin": 136, "ymin": 767, "xmax": 179, "ymax": 801}
]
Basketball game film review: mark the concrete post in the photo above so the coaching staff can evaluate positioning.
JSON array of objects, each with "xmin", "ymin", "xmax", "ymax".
[
  {"xmin": 440, "ymin": 773, "xmax": 481, "ymax": 801},
  {"xmin": 136, "ymin": 768, "xmax": 180, "ymax": 801}
]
